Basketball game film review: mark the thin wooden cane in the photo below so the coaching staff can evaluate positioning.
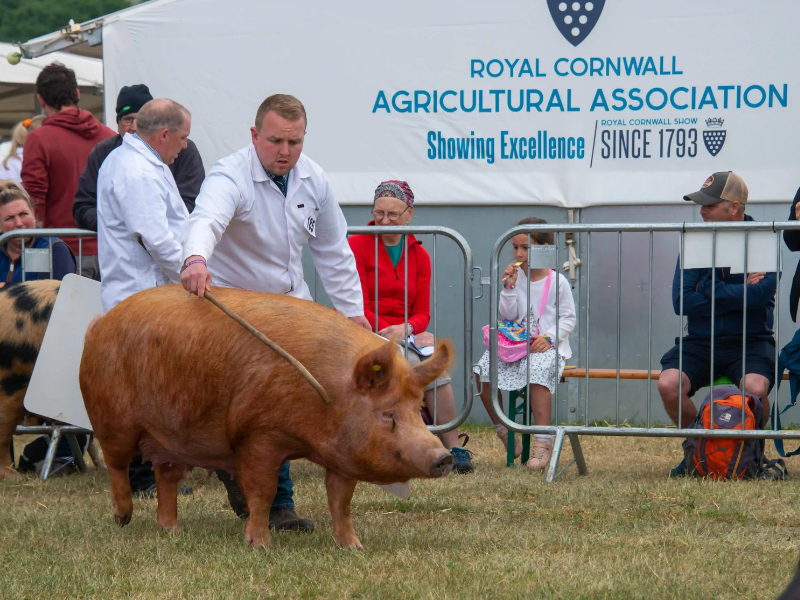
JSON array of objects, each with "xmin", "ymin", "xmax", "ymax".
[{"xmin": 203, "ymin": 291, "xmax": 331, "ymax": 404}]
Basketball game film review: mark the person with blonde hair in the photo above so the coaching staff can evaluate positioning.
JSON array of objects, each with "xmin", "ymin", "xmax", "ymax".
[
  {"xmin": 0, "ymin": 180, "xmax": 75, "ymax": 287},
  {"xmin": 0, "ymin": 120, "xmax": 33, "ymax": 182}
]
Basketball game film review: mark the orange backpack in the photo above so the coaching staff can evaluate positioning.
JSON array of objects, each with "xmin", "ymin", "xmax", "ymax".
[{"xmin": 682, "ymin": 386, "xmax": 764, "ymax": 480}]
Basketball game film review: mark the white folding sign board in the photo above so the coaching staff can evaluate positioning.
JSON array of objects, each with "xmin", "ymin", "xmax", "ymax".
[
  {"xmin": 101, "ymin": 0, "xmax": 800, "ymax": 206},
  {"xmin": 24, "ymin": 274, "xmax": 101, "ymax": 429},
  {"xmin": 682, "ymin": 231, "xmax": 778, "ymax": 273}
]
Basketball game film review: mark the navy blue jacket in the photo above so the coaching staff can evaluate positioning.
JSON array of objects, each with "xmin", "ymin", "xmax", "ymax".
[
  {"xmin": 0, "ymin": 234, "xmax": 76, "ymax": 285},
  {"xmin": 672, "ymin": 216, "xmax": 777, "ymax": 341}
]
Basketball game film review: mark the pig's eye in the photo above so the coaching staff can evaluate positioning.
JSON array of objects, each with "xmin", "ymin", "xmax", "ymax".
[{"xmin": 383, "ymin": 412, "xmax": 397, "ymax": 431}]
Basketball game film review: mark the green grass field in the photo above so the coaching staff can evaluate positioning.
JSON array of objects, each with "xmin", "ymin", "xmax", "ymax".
[{"xmin": 2, "ymin": 427, "xmax": 799, "ymax": 599}]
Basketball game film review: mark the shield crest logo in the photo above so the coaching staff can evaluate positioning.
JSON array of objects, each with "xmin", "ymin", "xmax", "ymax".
[
  {"xmin": 703, "ymin": 130, "xmax": 726, "ymax": 157},
  {"xmin": 547, "ymin": 1, "xmax": 606, "ymax": 47}
]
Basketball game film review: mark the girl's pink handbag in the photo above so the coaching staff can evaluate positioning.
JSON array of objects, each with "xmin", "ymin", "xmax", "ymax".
[{"xmin": 482, "ymin": 270, "xmax": 552, "ymax": 363}]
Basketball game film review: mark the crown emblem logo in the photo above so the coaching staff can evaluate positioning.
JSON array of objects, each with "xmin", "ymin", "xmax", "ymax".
[{"xmin": 705, "ymin": 118, "xmax": 725, "ymax": 128}]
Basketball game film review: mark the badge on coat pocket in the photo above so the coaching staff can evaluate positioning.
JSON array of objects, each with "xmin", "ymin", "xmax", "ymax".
[{"xmin": 304, "ymin": 211, "xmax": 317, "ymax": 237}]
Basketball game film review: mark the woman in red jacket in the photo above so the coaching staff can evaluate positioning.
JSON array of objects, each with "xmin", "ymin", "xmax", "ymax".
[{"xmin": 348, "ymin": 181, "xmax": 473, "ymax": 474}]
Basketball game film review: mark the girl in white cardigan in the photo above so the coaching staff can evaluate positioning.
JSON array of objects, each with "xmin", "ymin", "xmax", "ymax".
[{"xmin": 474, "ymin": 217, "xmax": 576, "ymax": 470}]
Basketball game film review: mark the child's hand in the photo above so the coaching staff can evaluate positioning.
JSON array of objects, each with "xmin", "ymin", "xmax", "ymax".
[
  {"xmin": 502, "ymin": 262, "xmax": 519, "ymax": 286},
  {"xmin": 529, "ymin": 336, "xmax": 551, "ymax": 353}
]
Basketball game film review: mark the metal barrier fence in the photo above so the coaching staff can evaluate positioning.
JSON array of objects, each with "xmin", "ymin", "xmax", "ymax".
[
  {"xmin": 489, "ymin": 221, "xmax": 800, "ymax": 482},
  {"xmin": 2, "ymin": 228, "xmax": 98, "ymax": 479},
  {"xmin": 345, "ymin": 226, "xmax": 474, "ymax": 435}
]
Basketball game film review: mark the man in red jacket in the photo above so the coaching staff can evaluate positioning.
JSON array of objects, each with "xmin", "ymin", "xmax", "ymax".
[{"xmin": 21, "ymin": 63, "xmax": 116, "ymax": 279}]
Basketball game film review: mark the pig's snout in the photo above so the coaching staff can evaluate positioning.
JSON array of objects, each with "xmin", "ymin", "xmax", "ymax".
[{"xmin": 429, "ymin": 449, "xmax": 454, "ymax": 478}]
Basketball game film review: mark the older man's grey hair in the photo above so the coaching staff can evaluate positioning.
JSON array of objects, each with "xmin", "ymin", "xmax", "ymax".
[{"xmin": 135, "ymin": 98, "xmax": 190, "ymax": 137}]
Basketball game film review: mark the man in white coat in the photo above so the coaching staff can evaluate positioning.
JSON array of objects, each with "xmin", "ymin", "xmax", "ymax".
[
  {"xmin": 181, "ymin": 94, "xmax": 370, "ymax": 532},
  {"xmin": 97, "ymin": 98, "xmax": 192, "ymax": 497},
  {"xmin": 97, "ymin": 98, "xmax": 190, "ymax": 312}
]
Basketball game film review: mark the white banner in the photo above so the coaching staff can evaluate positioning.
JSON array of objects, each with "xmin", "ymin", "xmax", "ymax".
[{"xmin": 102, "ymin": 0, "xmax": 800, "ymax": 207}]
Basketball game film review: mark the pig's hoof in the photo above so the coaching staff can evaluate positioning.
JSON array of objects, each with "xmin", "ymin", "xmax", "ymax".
[
  {"xmin": 246, "ymin": 530, "xmax": 271, "ymax": 548},
  {"xmin": 0, "ymin": 466, "xmax": 22, "ymax": 481},
  {"xmin": 158, "ymin": 522, "xmax": 179, "ymax": 533},
  {"xmin": 114, "ymin": 513, "xmax": 131, "ymax": 527},
  {"xmin": 336, "ymin": 537, "xmax": 364, "ymax": 551}
]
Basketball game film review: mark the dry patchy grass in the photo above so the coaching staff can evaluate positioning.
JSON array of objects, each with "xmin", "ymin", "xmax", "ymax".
[{"xmin": 2, "ymin": 429, "xmax": 800, "ymax": 599}]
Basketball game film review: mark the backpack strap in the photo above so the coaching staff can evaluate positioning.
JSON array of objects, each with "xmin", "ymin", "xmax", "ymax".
[
  {"xmin": 532, "ymin": 270, "xmax": 553, "ymax": 338},
  {"xmin": 757, "ymin": 456, "xmax": 788, "ymax": 481}
]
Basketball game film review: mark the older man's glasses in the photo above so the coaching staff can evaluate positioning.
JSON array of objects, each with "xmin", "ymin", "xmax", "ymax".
[
  {"xmin": 372, "ymin": 206, "xmax": 410, "ymax": 221},
  {"xmin": 119, "ymin": 115, "xmax": 136, "ymax": 126}
]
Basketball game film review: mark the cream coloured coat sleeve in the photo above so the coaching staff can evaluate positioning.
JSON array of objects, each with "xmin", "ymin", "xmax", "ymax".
[
  {"xmin": 182, "ymin": 172, "xmax": 240, "ymax": 262},
  {"xmin": 307, "ymin": 179, "xmax": 364, "ymax": 317},
  {"xmin": 115, "ymin": 170, "xmax": 183, "ymax": 282}
]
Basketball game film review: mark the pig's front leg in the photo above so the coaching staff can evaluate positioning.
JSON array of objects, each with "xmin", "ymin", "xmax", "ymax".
[
  {"xmin": 235, "ymin": 446, "xmax": 283, "ymax": 548},
  {"xmin": 325, "ymin": 468, "xmax": 362, "ymax": 550}
]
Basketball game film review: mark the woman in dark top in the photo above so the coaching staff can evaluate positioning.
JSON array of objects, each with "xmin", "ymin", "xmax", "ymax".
[
  {"xmin": 783, "ymin": 188, "xmax": 800, "ymax": 321},
  {"xmin": 0, "ymin": 181, "xmax": 75, "ymax": 287}
]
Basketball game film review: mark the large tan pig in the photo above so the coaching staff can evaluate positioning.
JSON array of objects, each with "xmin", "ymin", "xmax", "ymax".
[{"xmin": 80, "ymin": 285, "xmax": 454, "ymax": 549}]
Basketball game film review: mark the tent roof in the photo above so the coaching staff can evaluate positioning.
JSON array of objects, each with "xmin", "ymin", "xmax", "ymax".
[
  {"xmin": 18, "ymin": 0, "xmax": 177, "ymax": 59},
  {"xmin": 0, "ymin": 42, "xmax": 103, "ymax": 137}
]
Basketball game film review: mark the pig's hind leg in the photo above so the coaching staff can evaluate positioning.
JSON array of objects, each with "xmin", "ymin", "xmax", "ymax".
[
  {"xmin": 105, "ymin": 449, "xmax": 136, "ymax": 527},
  {"xmin": 154, "ymin": 462, "xmax": 187, "ymax": 531},
  {"xmin": 325, "ymin": 469, "xmax": 362, "ymax": 550}
]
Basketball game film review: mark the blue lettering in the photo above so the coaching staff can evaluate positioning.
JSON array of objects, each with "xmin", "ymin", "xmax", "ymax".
[
  {"xmin": 670, "ymin": 87, "xmax": 689, "ymax": 110},
  {"xmin": 623, "ymin": 57, "xmax": 644, "ymax": 76},
  {"xmin": 392, "ymin": 91, "xmax": 411, "ymax": 113},
  {"xmin": 471, "ymin": 60, "xmax": 485, "ymax": 78},
  {"xmin": 519, "ymin": 59, "xmax": 534, "ymax": 77},
  {"xmin": 590, "ymin": 89, "xmax": 609, "ymax": 111},
  {"xmin": 744, "ymin": 85, "xmax": 766, "ymax": 108},
  {"xmin": 486, "ymin": 59, "xmax": 503, "ymax": 77},
  {"xmin": 504, "ymin": 58, "xmax": 519, "ymax": 77},
  {"xmin": 546, "ymin": 89, "xmax": 565, "ymax": 112},
  {"xmin": 554, "ymin": 58, "xmax": 569, "ymax": 77},
  {"xmin": 645, "ymin": 88, "xmax": 668, "ymax": 110},
  {"xmin": 372, "ymin": 91, "xmax": 390, "ymax": 113},
  {"xmin": 414, "ymin": 90, "xmax": 431, "ymax": 113},
  {"xmin": 769, "ymin": 84, "xmax": 788, "ymax": 108},
  {"xmin": 440, "ymin": 90, "xmax": 457, "ymax": 112},
  {"xmin": 697, "ymin": 86, "xmax": 718, "ymax": 110}
]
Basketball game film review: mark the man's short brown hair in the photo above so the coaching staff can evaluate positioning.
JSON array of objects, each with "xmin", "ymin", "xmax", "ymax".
[
  {"xmin": 255, "ymin": 94, "xmax": 307, "ymax": 131},
  {"xmin": 517, "ymin": 217, "xmax": 554, "ymax": 246}
]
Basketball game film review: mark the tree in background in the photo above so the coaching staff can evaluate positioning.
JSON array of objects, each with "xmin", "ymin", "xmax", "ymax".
[{"xmin": 0, "ymin": 0, "xmax": 138, "ymax": 43}]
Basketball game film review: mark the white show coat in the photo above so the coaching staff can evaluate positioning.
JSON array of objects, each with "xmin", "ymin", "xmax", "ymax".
[
  {"xmin": 97, "ymin": 133, "xmax": 189, "ymax": 312},
  {"xmin": 182, "ymin": 145, "xmax": 363, "ymax": 317}
]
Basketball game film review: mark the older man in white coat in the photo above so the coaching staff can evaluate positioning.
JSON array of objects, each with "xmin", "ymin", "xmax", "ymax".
[
  {"xmin": 181, "ymin": 94, "xmax": 370, "ymax": 533},
  {"xmin": 97, "ymin": 98, "xmax": 190, "ymax": 311},
  {"xmin": 97, "ymin": 98, "xmax": 192, "ymax": 498}
]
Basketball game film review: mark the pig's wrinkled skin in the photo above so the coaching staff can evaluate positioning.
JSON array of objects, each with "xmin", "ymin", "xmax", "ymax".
[{"xmin": 80, "ymin": 285, "xmax": 454, "ymax": 549}]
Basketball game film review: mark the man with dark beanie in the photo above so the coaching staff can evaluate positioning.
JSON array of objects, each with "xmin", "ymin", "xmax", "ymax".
[
  {"xmin": 73, "ymin": 84, "xmax": 205, "ymax": 250},
  {"xmin": 21, "ymin": 63, "xmax": 116, "ymax": 279}
]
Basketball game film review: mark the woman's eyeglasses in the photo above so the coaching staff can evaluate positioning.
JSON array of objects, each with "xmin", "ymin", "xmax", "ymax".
[{"xmin": 372, "ymin": 206, "xmax": 410, "ymax": 221}]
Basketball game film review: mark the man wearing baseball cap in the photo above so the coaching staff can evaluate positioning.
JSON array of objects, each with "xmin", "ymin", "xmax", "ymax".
[
  {"xmin": 658, "ymin": 171, "xmax": 778, "ymax": 476},
  {"xmin": 73, "ymin": 84, "xmax": 205, "ymax": 250}
]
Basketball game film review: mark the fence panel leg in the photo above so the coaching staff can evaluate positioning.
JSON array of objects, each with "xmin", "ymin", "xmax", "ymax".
[
  {"xmin": 568, "ymin": 433, "xmax": 588, "ymax": 476},
  {"xmin": 39, "ymin": 427, "xmax": 62, "ymax": 480},
  {"xmin": 545, "ymin": 428, "xmax": 566, "ymax": 483},
  {"xmin": 65, "ymin": 434, "xmax": 87, "ymax": 472}
]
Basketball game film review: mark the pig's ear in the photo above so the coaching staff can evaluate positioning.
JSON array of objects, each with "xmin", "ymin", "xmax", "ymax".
[
  {"xmin": 412, "ymin": 339, "xmax": 454, "ymax": 390},
  {"xmin": 354, "ymin": 341, "xmax": 396, "ymax": 394}
]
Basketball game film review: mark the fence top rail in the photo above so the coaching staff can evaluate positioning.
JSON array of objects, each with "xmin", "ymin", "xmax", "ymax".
[
  {"xmin": 0, "ymin": 228, "xmax": 97, "ymax": 246},
  {"xmin": 494, "ymin": 220, "xmax": 800, "ymax": 241},
  {"xmin": 346, "ymin": 225, "xmax": 471, "ymax": 256}
]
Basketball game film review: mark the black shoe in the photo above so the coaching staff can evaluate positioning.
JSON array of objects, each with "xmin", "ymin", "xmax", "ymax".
[
  {"xmin": 133, "ymin": 483, "xmax": 193, "ymax": 499},
  {"xmin": 450, "ymin": 446, "xmax": 475, "ymax": 474},
  {"xmin": 216, "ymin": 469, "xmax": 249, "ymax": 519},
  {"xmin": 269, "ymin": 507, "xmax": 314, "ymax": 532},
  {"xmin": 669, "ymin": 458, "xmax": 687, "ymax": 477}
]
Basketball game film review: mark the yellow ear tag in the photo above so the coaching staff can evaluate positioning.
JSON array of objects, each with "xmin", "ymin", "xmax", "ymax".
[{"xmin": 372, "ymin": 365, "xmax": 382, "ymax": 372}]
